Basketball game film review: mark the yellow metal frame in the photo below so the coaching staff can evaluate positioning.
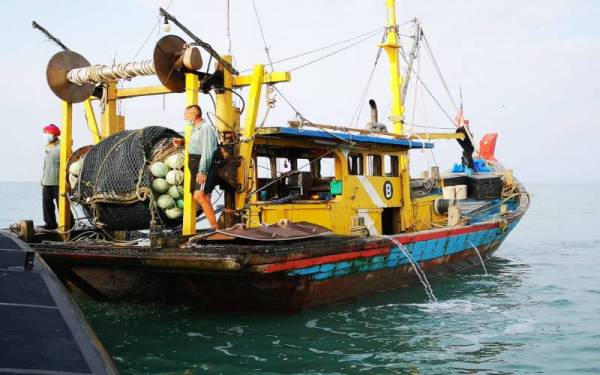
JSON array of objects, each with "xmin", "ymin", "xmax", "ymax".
[
  {"xmin": 56, "ymin": 57, "xmax": 289, "ymax": 233},
  {"xmin": 182, "ymin": 73, "xmax": 199, "ymax": 235},
  {"xmin": 235, "ymin": 64, "xmax": 265, "ymax": 210},
  {"xmin": 55, "ymin": 0, "xmax": 447, "ymax": 235},
  {"xmin": 58, "ymin": 101, "xmax": 72, "ymax": 235}
]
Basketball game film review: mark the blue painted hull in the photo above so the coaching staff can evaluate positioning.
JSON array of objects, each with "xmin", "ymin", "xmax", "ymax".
[{"xmin": 34, "ymin": 188, "xmax": 529, "ymax": 312}]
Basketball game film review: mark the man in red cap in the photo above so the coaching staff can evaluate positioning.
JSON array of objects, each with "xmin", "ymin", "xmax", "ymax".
[{"xmin": 40, "ymin": 124, "xmax": 61, "ymax": 230}]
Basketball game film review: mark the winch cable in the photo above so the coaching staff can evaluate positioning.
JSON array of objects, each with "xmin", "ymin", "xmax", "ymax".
[
  {"xmin": 238, "ymin": 26, "xmax": 387, "ymax": 74},
  {"xmin": 131, "ymin": 0, "xmax": 175, "ymax": 61},
  {"xmin": 421, "ymin": 32, "xmax": 458, "ymax": 111},
  {"xmin": 226, "ymin": 0, "xmax": 232, "ymax": 55},
  {"xmin": 251, "ymin": 0, "xmax": 275, "ymax": 71},
  {"xmin": 400, "ymin": 52, "xmax": 457, "ymax": 128},
  {"xmin": 272, "ymin": 85, "xmax": 356, "ymax": 146},
  {"xmin": 286, "ymin": 31, "xmax": 385, "ymax": 73},
  {"xmin": 249, "ymin": 3, "xmax": 358, "ymax": 146}
]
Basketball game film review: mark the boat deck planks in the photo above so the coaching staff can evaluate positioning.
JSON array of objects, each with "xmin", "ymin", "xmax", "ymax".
[{"xmin": 0, "ymin": 230, "xmax": 118, "ymax": 375}]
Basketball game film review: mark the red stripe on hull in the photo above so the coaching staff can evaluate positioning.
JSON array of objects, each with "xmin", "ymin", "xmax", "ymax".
[
  {"xmin": 252, "ymin": 246, "xmax": 390, "ymax": 273},
  {"xmin": 392, "ymin": 222, "xmax": 498, "ymax": 244},
  {"xmin": 253, "ymin": 222, "xmax": 499, "ymax": 274}
]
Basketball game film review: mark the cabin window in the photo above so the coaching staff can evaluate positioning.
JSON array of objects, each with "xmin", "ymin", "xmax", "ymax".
[
  {"xmin": 347, "ymin": 153, "xmax": 363, "ymax": 175},
  {"xmin": 276, "ymin": 157, "xmax": 291, "ymax": 176},
  {"xmin": 384, "ymin": 155, "xmax": 399, "ymax": 177},
  {"xmin": 367, "ymin": 155, "xmax": 382, "ymax": 176},
  {"xmin": 297, "ymin": 158, "xmax": 311, "ymax": 172},
  {"xmin": 319, "ymin": 158, "xmax": 336, "ymax": 178},
  {"xmin": 256, "ymin": 156, "xmax": 271, "ymax": 178}
]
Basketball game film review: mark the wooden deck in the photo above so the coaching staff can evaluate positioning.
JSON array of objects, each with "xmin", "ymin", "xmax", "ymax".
[{"xmin": 0, "ymin": 230, "xmax": 118, "ymax": 375}]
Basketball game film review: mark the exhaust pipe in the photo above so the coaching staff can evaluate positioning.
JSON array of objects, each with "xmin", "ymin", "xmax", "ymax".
[{"xmin": 369, "ymin": 99, "xmax": 378, "ymax": 124}]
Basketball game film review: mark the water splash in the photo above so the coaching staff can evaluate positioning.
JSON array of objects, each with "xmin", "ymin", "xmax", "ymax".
[
  {"xmin": 385, "ymin": 236, "xmax": 438, "ymax": 303},
  {"xmin": 469, "ymin": 242, "xmax": 488, "ymax": 276}
]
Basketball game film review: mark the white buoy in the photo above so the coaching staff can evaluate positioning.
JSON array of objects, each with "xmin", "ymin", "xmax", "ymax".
[
  {"xmin": 152, "ymin": 178, "xmax": 169, "ymax": 193},
  {"xmin": 165, "ymin": 207, "xmax": 183, "ymax": 219},
  {"xmin": 165, "ymin": 152, "xmax": 185, "ymax": 169},
  {"xmin": 157, "ymin": 194, "xmax": 175, "ymax": 209},
  {"xmin": 69, "ymin": 159, "xmax": 82, "ymax": 176},
  {"xmin": 168, "ymin": 185, "xmax": 184, "ymax": 199},
  {"xmin": 68, "ymin": 174, "xmax": 78, "ymax": 188},
  {"xmin": 150, "ymin": 161, "xmax": 169, "ymax": 178},
  {"xmin": 166, "ymin": 170, "xmax": 184, "ymax": 185}
]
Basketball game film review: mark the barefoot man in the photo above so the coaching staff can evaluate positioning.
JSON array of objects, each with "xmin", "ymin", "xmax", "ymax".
[{"xmin": 184, "ymin": 104, "xmax": 220, "ymax": 230}]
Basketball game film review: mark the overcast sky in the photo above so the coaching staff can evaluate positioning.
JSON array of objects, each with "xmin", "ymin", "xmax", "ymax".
[{"xmin": 1, "ymin": 0, "xmax": 598, "ymax": 183}]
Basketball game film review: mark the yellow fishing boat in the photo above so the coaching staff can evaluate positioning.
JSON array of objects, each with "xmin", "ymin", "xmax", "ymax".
[{"xmin": 14, "ymin": 1, "xmax": 529, "ymax": 312}]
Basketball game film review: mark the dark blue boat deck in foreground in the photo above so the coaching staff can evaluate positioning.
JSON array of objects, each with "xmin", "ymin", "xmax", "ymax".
[{"xmin": 0, "ymin": 231, "xmax": 117, "ymax": 375}]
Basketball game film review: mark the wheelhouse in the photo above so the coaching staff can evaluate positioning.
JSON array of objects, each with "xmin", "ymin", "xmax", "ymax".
[{"xmin": 246, "ymin": 126, "xmax": 439, "ymax": 235}]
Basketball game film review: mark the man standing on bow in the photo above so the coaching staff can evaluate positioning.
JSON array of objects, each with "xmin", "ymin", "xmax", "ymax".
[
  {"xmin": 40, "ymin": 124, "xmax": 61, "ymax": 230},
  {"xmin": 184, "ymin": 104, "xmax": 220, "ymax": 230}
]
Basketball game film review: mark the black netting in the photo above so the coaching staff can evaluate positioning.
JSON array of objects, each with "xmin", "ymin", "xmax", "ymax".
[{"xmin": 73, "ymin": 126, "xmax": 183, "ymax": 230}]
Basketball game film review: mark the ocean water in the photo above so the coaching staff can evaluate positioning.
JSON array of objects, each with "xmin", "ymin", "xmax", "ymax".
[{"xmin": 1, "ymin": 182, "xmax": 599, "ymax": 374}]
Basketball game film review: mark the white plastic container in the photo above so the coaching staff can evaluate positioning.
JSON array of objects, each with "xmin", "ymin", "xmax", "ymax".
[
  {"xmin": 442, "ymin": 186, "xmax": 456, "ymax": 199},
  {"xmin": 455, "ymin": 184, "xmax": 468, "ymax": 200}
]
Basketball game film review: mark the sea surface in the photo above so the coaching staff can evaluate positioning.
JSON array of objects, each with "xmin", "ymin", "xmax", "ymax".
[{"xmin": 1, "ymin": 182, "xmax": 599, "ymax": 374}]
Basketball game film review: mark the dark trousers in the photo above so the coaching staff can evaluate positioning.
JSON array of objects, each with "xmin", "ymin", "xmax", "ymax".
[
  {"xmin": 42, "ymin": 185, "xmax": 59, "ymax": 228},
  {"xmin": 456, "ymin": 127, "xmax": 475, "ymax": 169}
]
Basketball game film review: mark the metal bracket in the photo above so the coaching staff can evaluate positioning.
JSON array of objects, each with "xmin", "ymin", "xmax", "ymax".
[{"xmin": 159, "ymin": 7, "xmax": 239, "ymax": 75}]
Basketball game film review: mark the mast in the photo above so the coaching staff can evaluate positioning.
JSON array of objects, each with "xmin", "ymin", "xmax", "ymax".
[
  {"xmin": 401, "ymin": 19, "xmax": 421, "ymax": 105},
  {"xmin": 381, "ymin": 0, "xmax": 405, "ymax": 135},
  {"xmin": 381, "ymin": 0, "xmax": 414, "ymax": 231}
]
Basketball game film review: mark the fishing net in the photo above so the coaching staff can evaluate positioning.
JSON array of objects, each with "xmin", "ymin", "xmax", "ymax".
[{"xmin": 72, "ymin": 126, "xmax": 183, "ymax": 230}]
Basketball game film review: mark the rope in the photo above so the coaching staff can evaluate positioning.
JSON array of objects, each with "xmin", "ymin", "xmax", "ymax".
[
  {"xmin": 131, "ymin": 0, "xmax": 175, "ymax": 61},
  {"xmin": 421, "ymin": 32, "xmax": 458, "ymax": 111},
  {"xmin": 226, "ymin": 0, "xmax": 232, "ymax": 55},
  {"xmin": 251, "ymin": 0, "xmax": 275, "ymax": 71},
  {"xmin": 287, "ymin": 32, "xmax": 384, "ymax": 73},
  {"xmin": 272, "ymin": 85, "xmax": 355, "ymax": 146},
  {"xmin": 400, "ymin": 52, "xmax": 457, "ymax": 127},
  {"xmin": 350, "ymin": 30, "xmax": 387, "ymax": 128},
  {"xmin": 239, "ymin": 27, "xmax": 386, "ymax": 73}
]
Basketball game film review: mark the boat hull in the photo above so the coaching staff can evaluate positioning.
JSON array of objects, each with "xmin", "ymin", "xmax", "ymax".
[{"xmin": 38, "ymin": 216, "xmax": 522, "ymax": 312}]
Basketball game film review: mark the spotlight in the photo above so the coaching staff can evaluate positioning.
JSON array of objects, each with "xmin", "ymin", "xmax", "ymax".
[{"xmin": 162, "ymin": 17, "xmax": 171, "ymax": 33}]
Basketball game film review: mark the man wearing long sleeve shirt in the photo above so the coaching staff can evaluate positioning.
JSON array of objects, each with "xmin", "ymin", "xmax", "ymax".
[
  {"xmin": 184, "ymin": 104, "xmax": 220, "ymax": 229},
  {"xmin": 40, "ymin": 124, "xmax": 61, "ymax": 230}
]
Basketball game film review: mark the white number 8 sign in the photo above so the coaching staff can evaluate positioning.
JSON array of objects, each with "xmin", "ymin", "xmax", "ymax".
[{"xmin": 383, "ymin": 181, "xmax": 393, "ymax": 199}]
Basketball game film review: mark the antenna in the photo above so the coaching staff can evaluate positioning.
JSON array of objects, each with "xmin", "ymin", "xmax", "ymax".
[{"xmin": 32, "ymin": 21, "xmax": 69, "ymax": 51}]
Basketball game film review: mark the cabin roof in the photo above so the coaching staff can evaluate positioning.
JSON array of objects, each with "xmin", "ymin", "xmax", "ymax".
[{"xmin": 256, "ymin": 127, "xmax": 434, "ymax": 149}]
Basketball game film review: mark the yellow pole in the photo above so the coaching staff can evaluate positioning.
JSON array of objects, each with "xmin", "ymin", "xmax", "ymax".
[
  {"xmin": 216, "ymin": 56, "xmax": 234, "ymax": 134},
  {"xmin": 83, "ymin": 99, "xmax": 101, "ymax": 144},
  {"xmin": 216, "ymin": 56, "xmax": 237, "ymax": 228},
  {"xmin": 382, "ymin": 0, "xmax": 405, "ymax": 135},
  {"xmin": 182, "ymin": 73, "xmax": 199, "ymax": 236},
  {"xmin": 101, "ymin": 81, "xmax": 118, "ymax": 137},
  {"xmin": 382, "ymin": 0, "xmax": 413, "ymax": 230},
  {"xmin": 58, "ymin": 101, "xmax": 72, "ymax": 234},
  {"xmin": 235, "ymin": 64, "xmax": 264, "ymax": 211}
]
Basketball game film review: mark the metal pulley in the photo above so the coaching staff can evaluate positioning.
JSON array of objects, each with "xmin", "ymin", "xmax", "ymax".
[{"xmin": 46, "ymin": 35, "xmax": 203, "ymax": 103}]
